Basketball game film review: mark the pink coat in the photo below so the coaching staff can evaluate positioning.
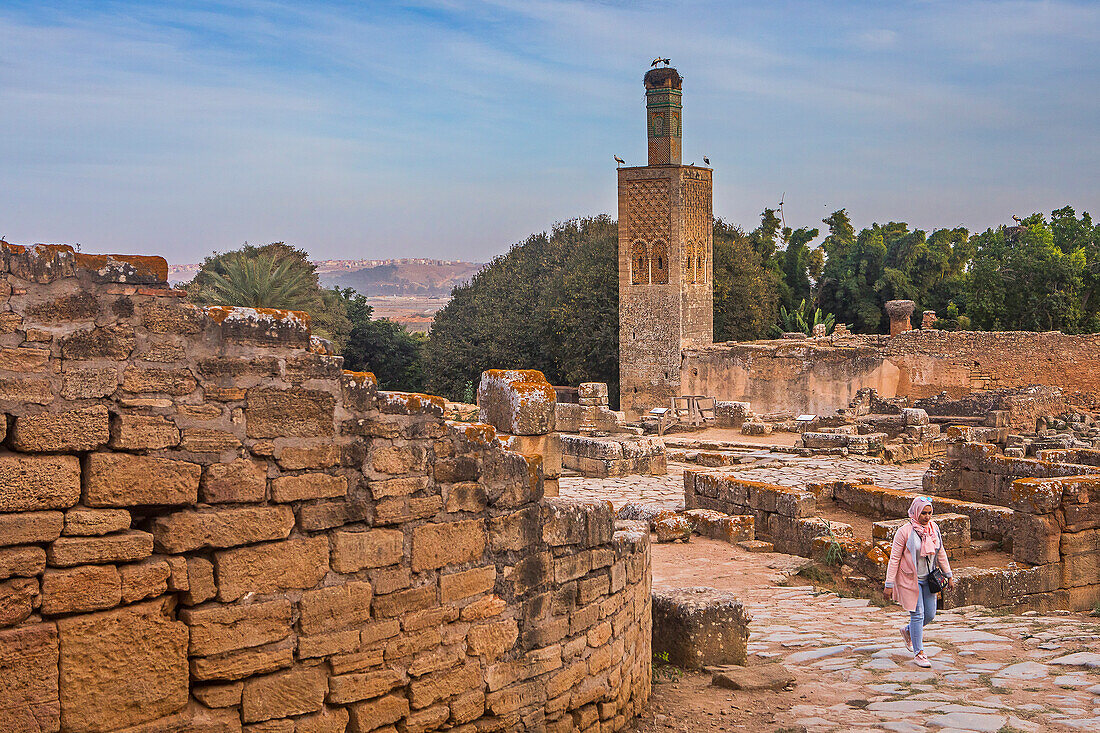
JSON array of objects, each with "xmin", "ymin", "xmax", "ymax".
[{"xmin": 884, "ymin": 522, "xmax": 952, "ymax": 612}]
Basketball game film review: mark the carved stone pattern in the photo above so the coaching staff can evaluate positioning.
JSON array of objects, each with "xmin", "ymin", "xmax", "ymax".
[
  {"xmin": 683, "ymin": 178, "xmax": 712, "ymax": 284},
  {"xmin": 622, "ymin": 179, "xmax": 671, "ymax": 286}
]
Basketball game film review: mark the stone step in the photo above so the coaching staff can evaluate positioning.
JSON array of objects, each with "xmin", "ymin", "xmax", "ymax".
[
  {"xmin": 969, "ymin": 539, "xmax": 999, "ymax": 553},
  {"xmin": 739, "ymin": 540, "xmax": 774, "ymax": 553}
]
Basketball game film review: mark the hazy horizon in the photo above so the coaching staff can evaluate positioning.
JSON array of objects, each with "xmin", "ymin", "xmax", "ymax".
[{"xmin": 3, "ymin": 1, "xmax": 1098, "ymax": 265}]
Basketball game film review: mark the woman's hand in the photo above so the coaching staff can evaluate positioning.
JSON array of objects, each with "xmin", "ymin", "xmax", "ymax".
[
  {"xmin": 946, "ymin": 576, "xmax": 956, "ymax": 590},
  {"xmin": 882, "ymin": 587, "xmax": 892, "ymax": 601}
]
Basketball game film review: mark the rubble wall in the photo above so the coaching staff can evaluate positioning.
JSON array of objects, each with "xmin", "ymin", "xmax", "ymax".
[
  {"xmin": 0, "ymin": 244, "xmax": 651, "ymax": 733},
  {"xmin": 681, "ymin": 330, "xmax": 1100, "ymax": 416}
]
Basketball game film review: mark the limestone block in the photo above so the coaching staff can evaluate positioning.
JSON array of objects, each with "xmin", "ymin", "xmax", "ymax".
[
  {"xmin": 1062, "ymin": 552, "xmax": 1100, "ymax": 588},
  {"xmin": 0, "ymin": 511, "xmax": 63, "ymax": 547},
  {"xmin": 440, "ymin": 566, "xmax": 496, "ymax": 603},
  {"xmin": 58, "ymin": 598, "xmax": 189, "ymax": 733},
  {"xmin": 327, "ymin": 669, "xmax": 406, "ymax": 704},
  {"xmin": 241, "ymin": 667, "xmax": 327, "ymax": 723},
  {"xmin": 0, "ymin": 346, "xmax": 50, "ymax": 372},
  {"xmin": 201, "ymin": 458, "xmax": 268, "ymax": 503},
  {"xmin": 0, "ymin": 545, "xmax": 46, "ymax": 580},
  {"xmin": 942, "ymin": 567, "xmax": 1003, "ymax": 608},
  {"xmin": 84, "ymin": 453, "xmax": 200, "ymax": 507},
  {"xmin": 63, "ymin": 508, "xmax": 130, "ymax": 536},
  {"xmin": 245, "ymin": 388, "xmax": 336, "ymax": 439},
  {"xmin": 191, "ymin": 682, "xmax": 242, "ymax": 709},
  {"xmin": 59, "ymin": 323, "xmax": 135, "ymax": 360},
  {"xmin": 411, "ymin": 519, "xmax": 486, "ymax": 571},
  {"xmin": 0, "ymin": 622, "xmax": 59, "ymax": 733},
  {"xmin": 271, "ymin": 473, "xmax": 347, "ymax": 502},
  {"xmin": 651, "ymin": 587, "xmax": 749, "ymax": 669},
  {"xmin": 1062, "ymin": 528, "xmax": 1100, "ymax": 556},
  {"xmin": 349, "ymin": 693, "xmax": 409, "ymax": 731},
  {"xmin": 800, "ymin": 432, "xmax": 848, "ymax": 450},
  {"xmin": 180, "ymin": 599, "xmax": 293, "ymax": 656},
  {"xmin": 740, "ymin": 421, "xmax": 771, "ymax": 436},
  {"xmin": 1013, "ymin": 513, "xmax": 1061, "ymax": 565},
  {"xmin": 847, "ymin": 432, "xmax": 887, "ymax": 455},
  {"xmin": 10, "ymin": 406, "xmax": 110, "ymax": 452},
  {"xmin": 276, "ymin": 444, "xmax": 341, "ymax": 470},
  {"xmin": 331, "ymin": 529, "xmax": 403, "ymax": 572},
  {"xmin": 499, "ymin": 433, "xmax": 562, "ymax": 479},
  {"xmin": 215, "ymin": 537, "xmax": 329, "ymax": 602},
  {"xmin": 478, "ymin": 369, "xmax": 556, "ymax": 435},
  {"xmin": 0, "ymin": 455, "xmax": 81, "ymax": 512},
  {"xmin": 298, "ymin": 581, "xmax": 374, "ymax": 635},
  {"xmin": 578, "ymin": 382, "xmax": 608, "ymax": 403},
  {"xmin": 188, "ymin": 643, "xmax": 293, "ymax": 682},
  {"xmin": 41, "ymin": 564, "xmax": 122, "ymax": 615},
  {"xmin": 902, "ymin": 408, "xmax": 930, "ymax": 426},
  {"xmin": 653, "ymin": 515, "xmax": 692, "ymax": 542},
  {"xmin": 119, "ymin": 559, "xmax": 171, "ymax": 603},
  {"xmin": 182, "ymin": 557, "xmax": 216, "ymax": 606},
  {"xmin": 0, "ymin": 577, "xmax": 39, "ymax": 626},
  {"xmin": 60, "ymin": 367, "xmax": 118, "ymax": 400},
  {"xmin": 685, "ymin": 510, "xmax": 754, "ymax": 543},
  {"xmin": 295, "ymin": 706, "xmax": 350, "ymax": 733},
  {"xmin": 151, "ymin": 506, "xmax": 294, "ymax": 553},
  {"xmin": 47, "ymin": 530, "xmax": 152, "ymax": 567}
]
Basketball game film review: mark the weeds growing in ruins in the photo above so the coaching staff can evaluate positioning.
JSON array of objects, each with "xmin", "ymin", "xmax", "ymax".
[{"xmin": 651, "ymin": 651, "xmax": 683, "ymax": 684}]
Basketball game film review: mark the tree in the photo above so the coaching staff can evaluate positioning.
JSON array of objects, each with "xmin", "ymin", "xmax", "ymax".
[
  {"xmin": 339, "ymin": 289, "xmax": 425, "ymax": 392},
  {"xmin": 422, "ymin": 217, "xmax": 619, "ymax": 404},
  {"xmin": 817, "ymin": 209, "xmax": 889, "ymax": 332},
  {"xmin": 186, "ymin": 242, "xmax": 352, "ymax": 348},
  {"xmin": 712, "ymin": 216, "xmax": 780, "ymax": 341}
]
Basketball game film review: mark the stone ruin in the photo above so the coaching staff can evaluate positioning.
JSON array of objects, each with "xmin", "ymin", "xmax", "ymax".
[{"xmin": 0, "ymin": 243, "xmax": 651, "ymax": 733}]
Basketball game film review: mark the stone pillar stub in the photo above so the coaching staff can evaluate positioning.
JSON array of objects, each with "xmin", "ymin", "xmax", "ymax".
[{"xmin": 885, "ymin": 300, "xmax": 916, "ymax": 336}]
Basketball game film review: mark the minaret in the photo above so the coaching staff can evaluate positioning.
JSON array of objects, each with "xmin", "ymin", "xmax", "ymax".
[{"xmin": 618, "ymin": 66, "xmax": 713, "ymax": 419}]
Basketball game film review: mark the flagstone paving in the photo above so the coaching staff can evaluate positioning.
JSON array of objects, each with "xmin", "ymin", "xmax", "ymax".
[{"xmin": 565, "ymin": 460, "xmax": 1100, "ymax": 732}]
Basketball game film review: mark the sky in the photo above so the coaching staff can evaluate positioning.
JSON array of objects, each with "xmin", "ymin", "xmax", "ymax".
[{"xmin": 2, "ymin": 1, "xmax": 1098, "ymax": 265}]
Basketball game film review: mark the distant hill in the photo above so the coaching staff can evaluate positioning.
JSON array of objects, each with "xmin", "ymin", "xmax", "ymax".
[
  {"xmin": 168, "ymin": 258, "xmax": 484, "ymax": 296},
  {"xmin": 320, "ymin": 259, "xmax": 484, "ymax": 296}
]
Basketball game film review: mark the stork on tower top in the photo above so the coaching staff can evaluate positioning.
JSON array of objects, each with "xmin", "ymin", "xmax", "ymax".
[{"xmin": 651, "ymin": 57, "xmax": 671, "ymax": 67}]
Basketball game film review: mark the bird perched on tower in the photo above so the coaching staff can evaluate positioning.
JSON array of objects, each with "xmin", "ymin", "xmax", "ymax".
[
  {"xmin": 614, "ymin": 155, "xmax": 626, "ymax": 167},
  {"xmin": 703, "ymin": 156, "xmax": 710, "ymax": 166},
  {"xmin": 651, "ymin": 57, "xmax": 671, "ymax": 67}
]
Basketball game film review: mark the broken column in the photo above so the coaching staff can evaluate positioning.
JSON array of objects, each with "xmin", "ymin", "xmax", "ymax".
[
  {"xmin": 885, "ymin": 299, "xmax": 916, "ymax": 336},
  {"xmin": 921, "ymin": 310, "xmax": 936, "ymax": 329},
  {"xmin": 477, "ymin": 369, "xmax": 562, "ymax": 496}
]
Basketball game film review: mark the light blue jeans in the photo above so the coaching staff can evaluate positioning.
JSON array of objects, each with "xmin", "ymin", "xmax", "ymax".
[{"xmin": 903, "ymin": 579, "xmax": 938, "ymax": 653}]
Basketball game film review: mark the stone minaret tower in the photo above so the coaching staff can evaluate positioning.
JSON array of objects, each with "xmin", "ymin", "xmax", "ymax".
[{"xmin": 618, "ymin": 66, "xmax": 713, "ymax": 418}]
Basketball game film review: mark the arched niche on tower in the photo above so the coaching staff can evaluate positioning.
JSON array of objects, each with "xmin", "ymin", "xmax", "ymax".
[
  {"xmin": 682, "ymin": 242, "xmax": 696, "ymax": 284},
  {"xmin": 650, "ymin": 240, "xmax": 669, "ymax": 284},
  {"xmin": 631, "ymin": 240, "xmax": 649, "ymax": 285}
]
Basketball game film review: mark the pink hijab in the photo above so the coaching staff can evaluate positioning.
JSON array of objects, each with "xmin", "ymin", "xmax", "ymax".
[{"xmin": 907, "ymin": 496, "xmax": 939, "ymax": 557}]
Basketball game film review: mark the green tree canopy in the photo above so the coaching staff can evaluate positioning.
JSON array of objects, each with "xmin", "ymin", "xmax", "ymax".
[{"xmin": 338, "ymin": 289, "xmax": 425, "ymax": 392}]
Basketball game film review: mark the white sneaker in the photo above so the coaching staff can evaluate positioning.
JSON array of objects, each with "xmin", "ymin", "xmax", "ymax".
[
  {"xmin": 913, "ymin": 652, "xmax": 932, "ymax": 668},
  {"xmin": 901, "ymin": 628, "xmax": 913, "ymax": 652}
]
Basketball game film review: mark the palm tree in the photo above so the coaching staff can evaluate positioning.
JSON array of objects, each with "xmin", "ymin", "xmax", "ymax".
[{"xmin": 197, "ymin": 250, "xmax": 318, "ymax": 311}]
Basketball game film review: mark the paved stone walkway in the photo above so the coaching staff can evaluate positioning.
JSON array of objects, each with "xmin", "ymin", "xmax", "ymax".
[
  {"xmin": 566, "ymin": 455, "xmax": 1100, "ymax": 732},
  {"xmin": 744, "ymin": 585, "xmax": 1100, "ymax": 732}
]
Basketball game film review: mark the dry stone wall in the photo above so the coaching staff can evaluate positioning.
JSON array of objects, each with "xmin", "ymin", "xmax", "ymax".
[{"xmin": 0, "ymin": 243, "xmax": 650, "ymax": 733}]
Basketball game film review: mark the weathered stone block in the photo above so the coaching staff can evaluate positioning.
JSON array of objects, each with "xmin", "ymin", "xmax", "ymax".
[
  {"xmin": 10, "ymin": 406, "xmax": 110, "ymax": 452},
  {"xmin": 0, "ymin": 455, "xmax": 81, "ymax": 512},
  {"xmin": 59, "ymin": 323, "xmax": 135, "ymax": 360},
  {"xmin": 119, "ymin": 558, "xmax": 170, "ymax": 603},
  {"xmin": 151, "ymin": 506, "xmax": 294, "ymax": 553},
  {"xmin": 215, "ymin": 537, "xmax": 329, "ymax": 602},
  {"xmin": 63, "ymin": 508, "xmax": 130, "ymax": 536},
  {"xmin": 0, "ymin": 545, "xmax": 46, "ymax": 580},
  {"xmin": 0, "ymin": 346, "xmax": 50, "ymax": 373},
  {"xmin": 182, "ymin": 557, "xmax": 216, "ymax": 606},
  {"xmin": 47, "ymin": 530, "xmax": 152, "ymax": 567},
  {"xmin": 0, "ymin": 577, "xmax": 39, "ymax": 626},
  {"xmin": 271, "ymin": 473, "xmax": 347, "ymax": 502},
  {"xmin": 651, "ymin": 587, "xmax": 748, "ymax": 670},
  {"xmin": 298, "ymin": 581, "xmax": 373, "ymax": 635},
  {"xmin": 295, "ymin": 706, "xmax": 350, "ymax": 733},
  {"xmin": 684, "ymin": 510, "xmax": 754, "ymax": 543},
  {"xmin": 84, "ymin": 453, "xmax": 200, "ymax": 507},
  {"xmin": 188, "ymin": 643, "xmax": 293, "ymax": 682},
  {"xmin": 411, "ymin": 519, "xmax": 486, "ymax": 571},
  {"xmin": 348, "ymin": 693, "xmax": 409, "ymax": 731},
  {"xmin": 58, "ymin": 598, "xmax": 189, "ymax": 733},
  {"xmin": 198, "ymin": 459, "xmax": 266, "ymax": 504},
  {"xmin": 245, "ymin": 388, "xmax": 335, "ymax": 439},
  {"xmin": 0, "ymin": 622, "xmax": 59, "ymax": 733},
  {"xmin": 241, "ymin": 667, "xmax": 327, "ymax": 723},
  {"xmin": 121, "ymin": 365, "xmax": 197, "ymax": 395},
  {"xmin": 331, "ymin": 529, "xmax": 403, "ymax": 573},
  {"xmin": 276, "ymin": 444, "xmax": 340, "ymax": 471},
  {"xmin": 180, "ymin": 599, "xmax": 293, "ymax": 656},
  {"xmin": 327, "ymin": 669, "xmax": 406, "ymax": 704},
  {"xmin": 0, "ymin": 511, "xmax": 63, "ymax": 546},
  {"xmin": 61, "ymin": 367, "xmax": 118, "ymax": 400},
  {"xmin": 1013, "ymin": 513, "xmax": 1061, "ymax": 565},
  {"xmin": 440, "ymin": 566, "xmax": 496, "ymax": 603},
  {"xmin": 478, "ymin": 369, "xmax": 556, "ymax": 435}
]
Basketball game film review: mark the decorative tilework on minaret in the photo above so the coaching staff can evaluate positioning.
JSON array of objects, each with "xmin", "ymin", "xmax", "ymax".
[{"xmin": 645, "ymin": 67, "xmax": 682, "ymax": 166}]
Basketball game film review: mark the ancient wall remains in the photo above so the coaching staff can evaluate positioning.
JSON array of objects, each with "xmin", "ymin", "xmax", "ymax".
[
  {"xmin": 681, "ymin": 329, "xmax": 1100, "ymax": 417},
  {"xmin": 0, "ymin": 243, "xmax": 650, "ymax": 733}
]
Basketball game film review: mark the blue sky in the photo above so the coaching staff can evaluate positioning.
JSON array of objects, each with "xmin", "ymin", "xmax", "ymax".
[{"xmin": 2, "ymin": 1, "xmax": 1098, "ymax": 264}]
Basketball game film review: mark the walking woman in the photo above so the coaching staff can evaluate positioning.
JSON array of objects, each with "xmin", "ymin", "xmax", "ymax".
[{"xmin": 883, "ymin": 497, "xmax": 956, "ymax": 668}]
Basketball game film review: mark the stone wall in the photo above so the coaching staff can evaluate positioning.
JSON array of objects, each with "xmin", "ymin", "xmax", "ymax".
[
  {"xmin": 0, "ymin": 243, "xmax": 650, "ymax": 733},
  {"xmin": 681, "ymin": 329, "xmax": 1100, "ymax": 417}
]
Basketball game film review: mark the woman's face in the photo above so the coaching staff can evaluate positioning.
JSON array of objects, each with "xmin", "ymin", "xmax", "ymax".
[{"xmin": 917, "ymin": 505, "xmax": 933, "ymax": 526}]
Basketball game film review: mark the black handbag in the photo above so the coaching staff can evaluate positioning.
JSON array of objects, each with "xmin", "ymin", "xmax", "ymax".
[{"xmin": 927, "ymin": 567, "xmax": 947, "ymax": 593}]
